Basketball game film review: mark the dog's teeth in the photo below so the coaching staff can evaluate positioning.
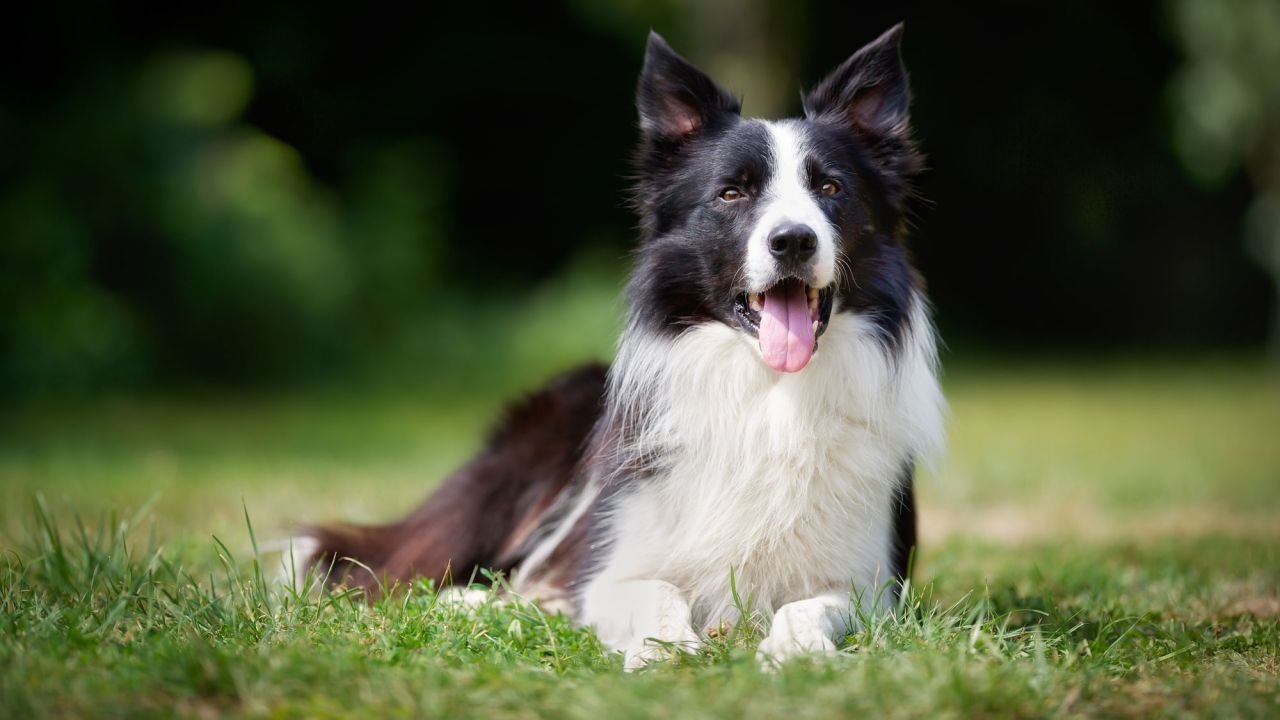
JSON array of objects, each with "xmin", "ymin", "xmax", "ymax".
[
  {"xmin": 813, "ymin": 320, "xmax": 820, "ymax": 333},
  {"xmin": 807, "ymin": 286, "xmax": 818, "ymax": 303},
  {"xmin": 748, "ymin": 293, "xmax": 763, "ymax": 312}
]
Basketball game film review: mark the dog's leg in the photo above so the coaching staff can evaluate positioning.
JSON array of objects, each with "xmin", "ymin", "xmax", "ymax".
[
  {"xmin": 583, "ymin": 579, "xmax": 701, "ymax": 670},
  {"xmin": 756, "ymin": 591, "xmax": 859, "ymax": 666}
]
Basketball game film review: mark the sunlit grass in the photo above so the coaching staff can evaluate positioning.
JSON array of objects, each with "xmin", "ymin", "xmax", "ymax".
[
  {"xmin": 3, "ymin": 501, "xmax": 1276, "ymax": 718},
  {"xmin": 932, "ymin": 355, "xmax": 1280, "ymax": 525},
  {"xmin": 1, "ymin": 356, "xmax": 1277, "ymax": 717}
]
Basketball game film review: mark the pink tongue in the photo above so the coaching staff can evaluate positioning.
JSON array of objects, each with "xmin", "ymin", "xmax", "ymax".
[{"xmin": 758, "ymin": 282, "xmax": 815, "ymax": 373}]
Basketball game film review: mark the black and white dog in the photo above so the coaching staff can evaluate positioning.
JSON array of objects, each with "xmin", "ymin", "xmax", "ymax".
[{"xmin": 296, "ymin": 24, "xmax": 944, "ymax": 668}]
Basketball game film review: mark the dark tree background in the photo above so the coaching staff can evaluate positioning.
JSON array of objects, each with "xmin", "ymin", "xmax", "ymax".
[{"xmin": 1, "ymin": 1, "xmax": 1273, "ymax": 395}]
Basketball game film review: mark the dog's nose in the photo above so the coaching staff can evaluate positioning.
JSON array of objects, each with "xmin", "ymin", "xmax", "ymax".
[{"xmin": 768, "ymin": 223, "xmax": 818, "ymax": 264}]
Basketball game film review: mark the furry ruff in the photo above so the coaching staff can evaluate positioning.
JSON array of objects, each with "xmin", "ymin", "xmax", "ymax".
[{"xmin": 295, "ymin": 24, "xmax": 945, "ymax": 668}]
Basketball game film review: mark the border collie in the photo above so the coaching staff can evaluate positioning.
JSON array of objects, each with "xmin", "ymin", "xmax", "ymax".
[{"xmin": 295, "ymin": 24, "xmax": 944, "ymax": 669}]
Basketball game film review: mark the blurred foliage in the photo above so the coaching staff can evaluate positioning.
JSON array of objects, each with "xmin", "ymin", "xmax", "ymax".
[
  {"xmin": 1168, "ymin": 0, "xmax": 1280, "ymax": 352},
  {"xmin": 0, "ymin": 2, "xmax": 1275, "ymax": 398},
  {"xmin": 1, "ymin": 48, "xmax": 450, "ymax": 391}
]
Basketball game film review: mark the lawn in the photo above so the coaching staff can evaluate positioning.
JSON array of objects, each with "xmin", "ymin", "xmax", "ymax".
[{"xmin": 2, "ymin": 356, "xmax": 1278, "ymax": 718}]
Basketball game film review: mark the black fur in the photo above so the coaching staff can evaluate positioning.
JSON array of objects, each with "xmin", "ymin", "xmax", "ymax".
[
  {"xmin": 628, "ymin": 27, "xmax": 923, "ymax": 349},
  {"xmin": 889, "ymin": 463, "xmax": 918, "ymax": 595},
  {"xmin": 305, "ymin": 25, "xmax": 930, "ymax": 606},
  {"xmin": 305, "ymin": 364, "xmax": 607, "ymax": 596}
]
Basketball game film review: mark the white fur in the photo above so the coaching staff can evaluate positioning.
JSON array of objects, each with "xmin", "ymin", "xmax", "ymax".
[
  {"xmin": 270, "ymin": 535, "xmax": 321, "ymax": 593},
  {"xmin": 744, "ymin": 121, "xmax": 838, "ymax": 291},
  {"xmin": 513, "ymin": 480, "xmax": 601, "ymax": 615},
  {"xmin": 517, "ymin": 479, "xmax": 599, "ymax": 583},
  {"xmin": 757, "ymin": 591, "xmax": 849, "ymax": 664},
  {"xmin": 580, "ymin": 296, "xmax": 944, "ymax": 662},
  {"xmin": 589, "ymin": 579, "xmax": 702, "ymax": 670},
  {"xmin": 437, "ymin": 586, "xmax": 493, "ymax": 608}
]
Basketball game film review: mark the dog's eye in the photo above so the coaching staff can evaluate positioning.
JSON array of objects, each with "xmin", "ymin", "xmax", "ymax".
[
  {"xmin": 820, "ymin": 180, "xmax": 841, "ymax": 197},
  {"xmin": 718, "ymin": 187, "xmax": 745, "ymax": 202}
]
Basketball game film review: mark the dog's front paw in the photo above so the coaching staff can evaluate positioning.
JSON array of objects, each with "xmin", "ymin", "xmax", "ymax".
[
  {"xmin": 756, "ymin": 600, "xmax": 840, "ymax": 668},
  {"xmin": 621, "ymin": 624, "xmax": 701, "ymax": 671}
]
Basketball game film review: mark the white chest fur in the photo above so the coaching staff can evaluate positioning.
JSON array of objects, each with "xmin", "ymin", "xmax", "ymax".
[{"xmin": 586, "ymin": 299, "xmax": 945, "ymax": 630}]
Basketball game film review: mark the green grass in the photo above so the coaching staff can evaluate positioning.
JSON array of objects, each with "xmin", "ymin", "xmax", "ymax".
[{"xmin": 2, "ymin": 356, "xmax": 1279, "ymax": 718}]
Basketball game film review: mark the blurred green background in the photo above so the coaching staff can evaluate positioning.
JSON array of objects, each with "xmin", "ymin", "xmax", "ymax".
[
  {"xmin": 5, "ymin": 8, "xmax": 1279, "ymax": 714},
  {"xmin": 3, "ymin": 0, "xmax": 1278, "ymax": 396},
  {"xmin": 1, "ymin": 1, "xmax": 1277, "ymax": 542}
]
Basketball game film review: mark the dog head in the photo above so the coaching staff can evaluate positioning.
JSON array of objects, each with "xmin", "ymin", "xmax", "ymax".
[{"xmin": 628, "ymin": 25, "xmax": 923, "ymax": 373}]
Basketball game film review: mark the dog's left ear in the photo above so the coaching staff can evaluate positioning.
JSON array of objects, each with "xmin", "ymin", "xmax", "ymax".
[{"xmin": 803, "ymin": 23, "xmax": 910, "ymax": 141}]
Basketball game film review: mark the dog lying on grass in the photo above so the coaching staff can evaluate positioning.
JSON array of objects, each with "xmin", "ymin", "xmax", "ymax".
[{"xmin": 291, "ymin": 24, "xmax": 944, "ymax": 669}]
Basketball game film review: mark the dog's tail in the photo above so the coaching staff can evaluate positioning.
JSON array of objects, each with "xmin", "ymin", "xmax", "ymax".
[
  {"xmin": 288, "ymin": 521, "xmax": 408, "ymax": 597},
  {"xmin": 292, "ymin": 364, "xmax": 608, "ymax": 599}
]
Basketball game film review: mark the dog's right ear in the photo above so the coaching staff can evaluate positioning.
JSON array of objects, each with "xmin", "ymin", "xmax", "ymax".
[{"xmin": 638, "ymin": 31, "xmax": 741, "ymax": 142}]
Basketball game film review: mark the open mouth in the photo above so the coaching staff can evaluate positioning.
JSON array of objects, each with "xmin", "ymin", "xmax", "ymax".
[{"xmin": 733, "ymin": 278, "xmax": 835, "ymax": 373}]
